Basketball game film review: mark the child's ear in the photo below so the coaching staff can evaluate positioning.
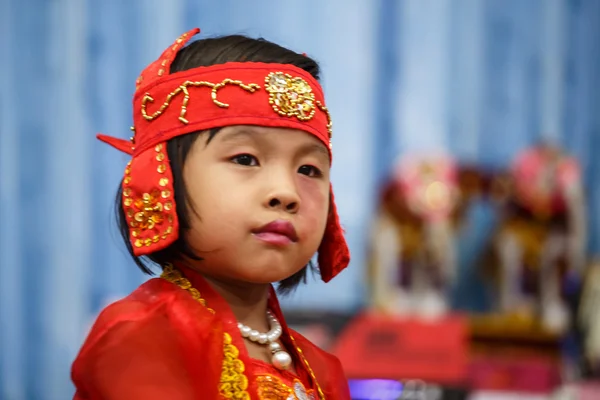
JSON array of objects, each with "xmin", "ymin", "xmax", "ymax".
[{"xmin": 317, "ymin": 186, "xmax": 350, "ymax": 282}]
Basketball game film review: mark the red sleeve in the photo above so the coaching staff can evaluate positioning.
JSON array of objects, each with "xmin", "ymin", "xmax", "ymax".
[
  {"xmin": 72, "ymin": 284, "xmax": 223, "ymax": 400},
  {"xmin": 73, "ymin": 312, "xmax": 199, "ymax": 399}
]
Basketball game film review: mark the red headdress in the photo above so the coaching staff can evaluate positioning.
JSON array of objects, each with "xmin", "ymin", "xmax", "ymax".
[{"xmin": 97, "ymin": 28, "xmax": 349, "ymax": 282}]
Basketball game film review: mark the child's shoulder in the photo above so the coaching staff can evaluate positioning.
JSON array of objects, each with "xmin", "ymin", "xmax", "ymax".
[
  {"xmin": 94, "ymin": 278, "xmax": 178, "ymax": 327},
  {"xmin": 72, "ymin": 278, "xmax": 221, "ymax": 397},
  {"xmin": 82, "ymin": 278, "xmax": 186, "ymax": 341}
]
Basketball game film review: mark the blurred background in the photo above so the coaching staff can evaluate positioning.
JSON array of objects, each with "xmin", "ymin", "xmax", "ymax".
[{"xmin": 1, "ymin": 0, "xmax": 600, "ymax": 399}]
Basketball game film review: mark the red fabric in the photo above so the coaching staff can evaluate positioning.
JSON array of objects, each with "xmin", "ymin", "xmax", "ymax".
[
  {"xmin": 130, "ymin": 62, "xmax": 331, "ymax": 157},
  {"xmin": 317, "ymin": 187, "xmax": 350, "ymax": 282},
  {"xmin": 96, "ymin": 27, "xmax": 350, "ymax": 282},
  {"xmin": 72, "ymin": 266, "xmax": 350, "ymax": 399}
]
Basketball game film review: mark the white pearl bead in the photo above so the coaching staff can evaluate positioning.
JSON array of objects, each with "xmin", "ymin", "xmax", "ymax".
[
  {"xmin": 272, "ymin": 351, "xmax": 292, "ymax": 370},
  {"xmin": 269, "ymin": 342, "xmax": 282, "ymax": 352},
  {"xmin": 240, "ymin": 326, "xmax": 251, "ymax": 337},
  {"xmin": 249, "ymin": 330, "xmax": 260, "ymax": 341},
  {"xmin": 258, "ymin": 333, "xmax": 268, "ymax": 344}
]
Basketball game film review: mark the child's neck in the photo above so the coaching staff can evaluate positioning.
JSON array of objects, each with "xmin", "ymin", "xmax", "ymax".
[{"xmin": 203, "ymin": 275, "xmax": 271, "ymax": 333}]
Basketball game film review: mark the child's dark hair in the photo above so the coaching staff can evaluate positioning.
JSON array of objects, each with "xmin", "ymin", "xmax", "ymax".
[{"xmin": 115, "ymin": 35, "xmax": 322, "ymax": 294}]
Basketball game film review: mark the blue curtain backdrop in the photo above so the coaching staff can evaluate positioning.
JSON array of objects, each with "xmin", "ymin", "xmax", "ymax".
[{"xmin": 1, "ymin": 0, "xmax": 599, "ymax": 398}]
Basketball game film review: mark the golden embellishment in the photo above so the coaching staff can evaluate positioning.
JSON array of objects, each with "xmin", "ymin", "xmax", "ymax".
[
  {"xmin": 315, "ymin": 101, "xmax": 332, "ymax": 139},
  {"xmin": 160, "ymin": 265, "xmax": 251, "ymax": 400},
  {"xmin": 289, "ymin": 334, "xmax": 326, "ymax": 400},
  {"xmin": 221, "ymin": 333, "xmax": 250, "ymax": 400},
  {"xmin": 160, "ymin": 264, "xmax": 326, "ymax": 399},
  {"xmin": 265, "ymin": 72, "xmax": 315, "ymax": 121},
  {"xmin": 160, "ymin": 264, "xmax": 213, "ymax": 312},
  {"xmin": 123, "ymin": 145, "xmax": 175, "ymax": 245},
  {"xmin": 133, "ymin": 190, "xmax": 164, "ymax": 231},
  {"xmin": 129, "ymin": 126, "xmax": 136, "ymax": 149},
  {"xmin": 256, "ymin": 375, "xmax": 317, "ymax": 400},
  {"xmin": 141, "ymin": 79, "xmax": 261, "ymax": 124}
]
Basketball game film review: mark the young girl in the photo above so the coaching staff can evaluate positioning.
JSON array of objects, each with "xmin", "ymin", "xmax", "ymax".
[{"xmin": 71, "ymin": 28, "xmax": 351, "ymax": 399}]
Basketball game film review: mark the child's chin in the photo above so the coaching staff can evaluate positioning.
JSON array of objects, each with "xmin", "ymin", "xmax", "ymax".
[{"xmin": 237, "ymin": 268, "xmax": 303, "ymax": 285}]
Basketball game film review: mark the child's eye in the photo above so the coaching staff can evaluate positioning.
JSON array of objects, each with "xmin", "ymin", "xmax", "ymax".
[
  {"xmin": 231, "ymin": 154, "xmax": 259, "ymax": 166},
  {"xmin": 298, "ymin": 165, "xmax": 322, "ymax": 177}
]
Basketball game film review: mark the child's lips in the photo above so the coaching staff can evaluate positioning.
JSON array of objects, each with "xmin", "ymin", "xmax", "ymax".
[
  {"xmin": 252, "ymin": 220, "xmax": 298, "ymax": 245},
  {"xmin": 253, "ymin": 232, "xmax": 294, "ymax": 246}
]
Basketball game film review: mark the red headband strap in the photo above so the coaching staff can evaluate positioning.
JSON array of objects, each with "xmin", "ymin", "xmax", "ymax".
[{"xmin": 133, "ymin": 63, "xmax": 332, "ymax": 157}]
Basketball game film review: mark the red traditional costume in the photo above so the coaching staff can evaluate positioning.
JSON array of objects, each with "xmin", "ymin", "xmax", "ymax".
[{"xmin": 72, "ymin": 29, "xmax": 351, "ymax": 399}]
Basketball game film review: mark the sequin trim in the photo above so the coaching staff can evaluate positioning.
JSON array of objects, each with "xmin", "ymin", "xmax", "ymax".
[
  {"xmin": 141, "ymin": 79, "xmax": 261, "ymax": 123},
  {"xmin": 160, "ymin": 265, "xmax": 325, "ymax": 400},
  {"xmin": 221, "ymin": 333, "xmax": 251, "ymax": 400},
  {"xmin": 138, "ymin": 72, "xmax": 333, "ymax": 141},
  {"xmin": 289, "ymin": 334, "xmax": 326, "ymax": 400},
  {"xmin": 160, "ymin": 265, "xmax": 250, "ymax": 399},
  {"xmin": 256, "ymin": 375, "xmax": 316, "ymax": 400},
  {"xmin": 123, "ymin": 143, "xmax": 175, "ymax": 248}
]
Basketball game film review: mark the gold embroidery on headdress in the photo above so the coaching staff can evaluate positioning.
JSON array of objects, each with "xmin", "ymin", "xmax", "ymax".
[
  {"xmin": 141, "ymin": 79, "xmax": 261, "ymax": 123},
  {"xmin": 139, "ymin": 72, "xmax": 332, "ymax": 140},
  {"xmin": 315, "ymin": 100, "xmax": 332, "ymax": 138},
  {"xmin": 123, "ymin": 144, "xmax": 175, "ymax": 248},
  {"xmin": 265, "ymin": 72, "xmax": 316, "ymax": 121}
]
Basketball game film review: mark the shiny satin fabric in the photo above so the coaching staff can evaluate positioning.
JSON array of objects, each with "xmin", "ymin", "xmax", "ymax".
[{"xmin": 72, "ymin": 266, "xmax": 350, "ymax": 399}]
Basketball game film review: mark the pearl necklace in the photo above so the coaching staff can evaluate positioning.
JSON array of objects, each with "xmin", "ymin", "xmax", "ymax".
[{"xmin": 237, "ymin": 310, "xmax": 292, "ymax": 370}]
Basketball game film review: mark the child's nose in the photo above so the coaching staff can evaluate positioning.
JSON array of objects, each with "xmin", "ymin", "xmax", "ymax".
[
  {"xmin": 268, "ymin": 196, "xmax": 300, "ymax": 214},
  {"xmin": 267, "ymin": 188, "xmax": 300, "ymax": 214}
]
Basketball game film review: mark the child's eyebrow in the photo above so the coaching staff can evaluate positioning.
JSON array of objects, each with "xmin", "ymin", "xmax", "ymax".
[
  {"xmin": 297, "ymin": 143, "xmax": 330, "ymax": 162},
  {"xmin": 216, "ymin": 129, "xmax": 257, "ymax": 144},
  {"xmin": 215, "ymin": 128, "xmax": 330, "ymax": 162}
]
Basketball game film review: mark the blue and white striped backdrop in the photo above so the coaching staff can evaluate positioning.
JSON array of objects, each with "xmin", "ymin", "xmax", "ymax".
[{"xmin": 1, "ymin": 1, "xmax": 599, "ymax": 398}]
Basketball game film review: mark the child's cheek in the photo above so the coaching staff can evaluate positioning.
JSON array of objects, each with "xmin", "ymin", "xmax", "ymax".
[{"xmin": 298, "ymin": 180, "xmax": 329, "ymax": 226}]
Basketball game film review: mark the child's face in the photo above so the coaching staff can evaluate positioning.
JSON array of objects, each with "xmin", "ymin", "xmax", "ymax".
[{"xmin": 182, "ymin": 125, "xmax": 330, "ymax": 284}]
